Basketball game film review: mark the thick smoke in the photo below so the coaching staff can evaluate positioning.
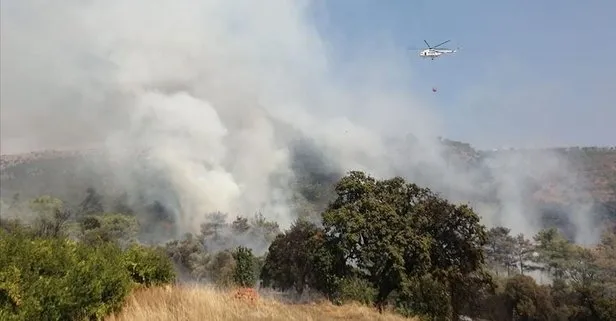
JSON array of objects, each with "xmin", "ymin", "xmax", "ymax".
[{"xmin": 0, "ymin": 0, "xmax": 602, "ymax": 243}]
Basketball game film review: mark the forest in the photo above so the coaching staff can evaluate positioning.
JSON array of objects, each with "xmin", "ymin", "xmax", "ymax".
[{"xmin": 1, "ymin": 170, "xmax": 615, "ymax": 321}]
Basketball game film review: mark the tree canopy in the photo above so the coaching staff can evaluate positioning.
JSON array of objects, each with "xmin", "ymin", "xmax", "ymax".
[{"xmin": 262, "ymin": 171, "xmax": 493, "ymax": 319}]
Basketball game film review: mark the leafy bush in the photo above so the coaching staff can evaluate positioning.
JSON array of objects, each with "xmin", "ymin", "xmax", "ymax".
[
  {"xmin": 394, "ymin": 275, "xmax": 452, "ymax": 321},
  {"xmin": 123, "ymin": 244, "xmax": 176, "ymax": 287},
  {"xmin": 0, "ymin": 214, "xmax": 176, "ymax": 321},
  {"xmin": 232, "ymin": 246, "xmax": 257, "ymax": 287},
  {"xmin": 209, "ymin": 250, "xmax": 236, "ymax": 287},
  {"xmin": 0, "ymin": 230, "xmax": 132, "ymax": 321},
  {"xmin": 336, "ymin": 276, "xmax": 376, "ymax": 305}
]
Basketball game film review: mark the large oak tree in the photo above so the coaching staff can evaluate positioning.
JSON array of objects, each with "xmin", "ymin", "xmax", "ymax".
[{"xmin": 321, "ymin": 171, "xmax": 492, "ymax": 318}]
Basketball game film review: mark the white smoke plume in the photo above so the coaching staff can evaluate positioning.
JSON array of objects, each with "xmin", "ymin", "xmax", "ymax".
[{"xmin": 0, "ymin": 0, "xmax": 602, "ymax": 243}]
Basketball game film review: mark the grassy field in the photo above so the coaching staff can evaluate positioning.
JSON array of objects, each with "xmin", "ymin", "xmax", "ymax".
[{"xmin": 105, "ymin": 285, "xmax": 417, "ymax": 321}]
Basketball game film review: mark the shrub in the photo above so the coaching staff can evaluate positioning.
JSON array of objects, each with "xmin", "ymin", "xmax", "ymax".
[
  {"xmin": 394, "ymin": 275, "xmax": 452, "ymax": 321},
  {"xmin": 122, "ymin": 244, "xmax": 176, "ymax": 287},
  {"xmin": 0, "ymin": 230, "xmax": 132, "ymax": 321},
  {"xmin": 336, "ymin": 276, "xmax": 376, "ymax": 305},
  {"xmin": 209, "ymin": 250, "xmax": 236, "ymax": 287},
  {"xmin": 232, "ymin": 246, "xmax": 257, "ymax": 287}
]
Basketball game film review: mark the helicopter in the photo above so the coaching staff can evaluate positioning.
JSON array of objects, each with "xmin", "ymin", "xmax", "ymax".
[{"xmin": 412, "ymin": 40, "xmax": 458, "ymax": 60}]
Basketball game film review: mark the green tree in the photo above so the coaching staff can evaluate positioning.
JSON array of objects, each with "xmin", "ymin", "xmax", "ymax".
[
  {"xmin": 322, "ymin": 172, "xmax": 428, "ymax": 309},
  {"xmin": 568, "ymin": 228, "xmax": 616, "ymax": 321},
  {"xmin": 512, "ymin": 233, "xmax": 535, "ymax": 275},
  {"xmin": 321, "ymin": 171, "xmax": 490, "ymax": 317},
  {"xmin": 566, "ymin": 245, "xmax": 600, "ymax": 286},
  {"xmin": 79, "ymin": 213, "xmax": 139, "ymax": 246},
  {"xmin": 200, "ymin": 211, "xmax": 228, "ymax": 242},
  {"xmin": 485, "ymin": 226, "xmax": 516, "ymax": 276},
  {"xmin": 532, "ymin": 228, "xmax": 574, "ymax": 279},
  {"xmin": 250, "ymin": 212, "xmax": 281, "ymax": 243},
  {"xmin": 208, "ymin": 250, "xmax": 236, "ymax": 287},
  {"xmin": 418, "ymin": 199, "xmax": 492, "ymax": 319},
  {"xmin": 448, "ymin": 269, "xmax": 496, "ymax": 320},
  {"xmin": 164, "ymin": 232, "xmax": 210, "ymax": 283},
  {"xmin": 261, "ymin": 218, "xmax": 343, "ymax": 296},
  {"xmin": 165, "ymin": 233, "xmax": 203, "ymax": 266},
  {"xmin": 232, "ymin": 246, "xmax": 256, "ymax": 287},
  {"xmin": 187, "ymin": 250, "xmax": 211, "ymax": 282},
  {"xmin": 503, "ymin": 275, "xmax": 555, "ymax": 321}
]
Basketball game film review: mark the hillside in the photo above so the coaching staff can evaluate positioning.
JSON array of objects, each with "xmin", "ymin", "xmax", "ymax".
[
  {"xmin": 482, "ymin": 146, "xmax": 616, "ymax": 204},
  {"xmin": 2, "ymin": 142, "xmax": 616, "ymax": 236},
  {"xmin": 3, "ymin": 144, "xmax": 615, "ymax": 201},
  {"xmin": 439, "ymin": 141, "xmax": 616, "ymax": 229},
  {"xmin": 439, "ymin": 139, "xmax": 616, "ymax": 204},
  {"xmin": 105, "ymin": 285, "xmax": 417, "ymax": 321}
]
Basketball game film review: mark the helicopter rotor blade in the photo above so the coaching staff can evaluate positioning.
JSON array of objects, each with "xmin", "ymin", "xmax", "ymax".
[
  {"xmin": 433, "ymin": 39, "xmax": 451, "ymax": 49},
  {"xmin": 423, "ymin": 40, "xmax": 431, "ymax": 48}
]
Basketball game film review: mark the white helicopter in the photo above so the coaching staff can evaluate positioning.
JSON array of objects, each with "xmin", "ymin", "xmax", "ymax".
[{"xmin": 412, "ymin": 40, "xmax": 458, "ymax": 60}]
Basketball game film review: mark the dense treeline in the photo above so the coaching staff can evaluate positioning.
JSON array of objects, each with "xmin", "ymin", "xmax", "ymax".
[
  {"xmin": 1, "ymin": 171, "xmax": 615, "ymax": 321},
  {"xmin": 259, "ymin": 172, "xmax": 616, "ymax": 320}
]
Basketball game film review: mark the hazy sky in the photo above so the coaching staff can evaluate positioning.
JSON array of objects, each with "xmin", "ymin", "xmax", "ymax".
[
  {"xmin": 1, "ymin": 1, "xmax": 614, "ymax": 152},
  {"xmin": 309, "ymin": 0, "xmax": 616, "ymax": 149}
]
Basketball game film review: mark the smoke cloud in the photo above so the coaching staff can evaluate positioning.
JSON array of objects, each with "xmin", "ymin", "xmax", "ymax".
[{"xmin": 0, "ymin": 0, "xmax": 602, "ymax": 243}]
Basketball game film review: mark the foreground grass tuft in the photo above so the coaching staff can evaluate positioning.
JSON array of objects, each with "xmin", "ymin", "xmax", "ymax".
[{"xmin": 105, "ymin": 285, "xmax": 418, "ymax": 321}]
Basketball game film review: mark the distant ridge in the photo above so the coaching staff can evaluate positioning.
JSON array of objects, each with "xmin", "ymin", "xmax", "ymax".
[{"xmin": 2, "ymin": 142, "xmax": 615, "ymax": 204}]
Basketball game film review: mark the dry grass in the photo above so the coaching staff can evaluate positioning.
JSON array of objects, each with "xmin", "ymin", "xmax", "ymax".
[{"xmin": 105, "ymin": 285, "xmax": 418, "ymax": 321}]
